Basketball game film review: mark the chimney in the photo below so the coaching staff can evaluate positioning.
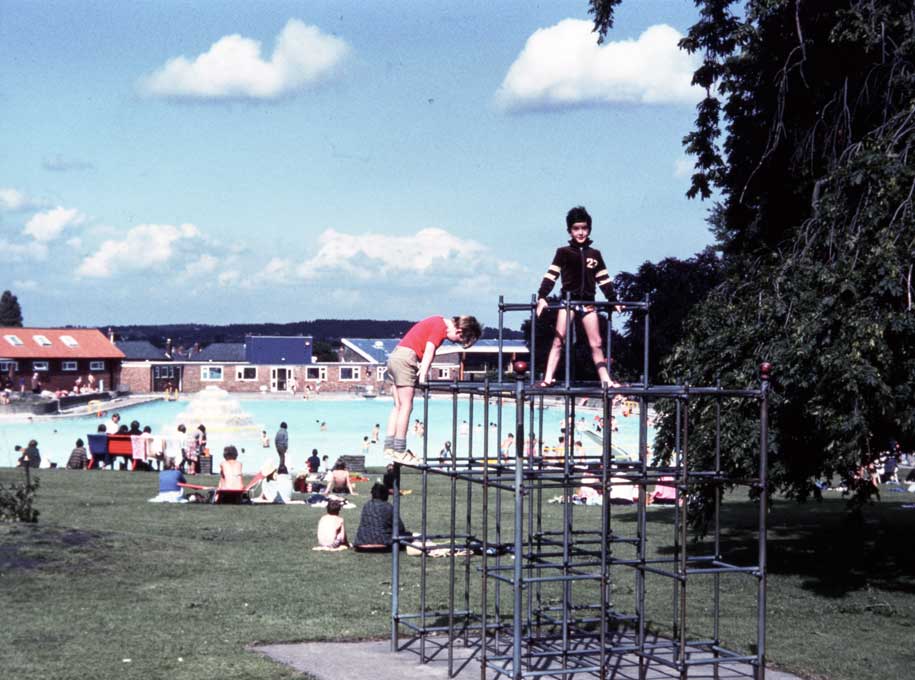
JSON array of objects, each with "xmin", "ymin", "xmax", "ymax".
[
  {"xmin": 108, "ymin": 327, "xmax": 115, "ymax": 344},
  {"xmin": 165, "ymin": 338, "xmax": 173, "ymax": 358},
  {"xmin": 193, "ymin": 342, "xmax": 200, "ymax": 354}
]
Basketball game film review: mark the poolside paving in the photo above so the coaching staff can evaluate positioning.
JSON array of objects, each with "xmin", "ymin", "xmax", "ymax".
[{"xmin": 256, "ymin": 637, "xmax": 804, "ymax": 680}]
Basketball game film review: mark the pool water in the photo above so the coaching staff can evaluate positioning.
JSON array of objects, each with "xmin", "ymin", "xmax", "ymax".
[{"xmin": 1, "ymin": 396, "xmax": 650, "ymax": 472}]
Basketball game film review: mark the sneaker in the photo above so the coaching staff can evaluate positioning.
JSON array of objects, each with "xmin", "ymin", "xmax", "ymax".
[{"xmin": 383, "ymin": 448, "xmax": 396, "ymax": 459}]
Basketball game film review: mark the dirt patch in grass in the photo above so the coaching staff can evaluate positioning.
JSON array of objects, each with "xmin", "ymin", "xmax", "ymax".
[{"xmin": 0, "ymin": 526, "xmax": 105, "ymax": 573}]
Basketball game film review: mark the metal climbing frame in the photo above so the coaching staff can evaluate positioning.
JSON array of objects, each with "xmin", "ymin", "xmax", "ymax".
[{"xmin": 390, "ymin": 295, "xmax": 770, "ymax": 680}]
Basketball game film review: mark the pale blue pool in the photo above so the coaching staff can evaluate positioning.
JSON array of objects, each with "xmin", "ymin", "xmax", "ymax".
[{"xmin": 1, "ymin": 395, "xmax": 649, "ymax": 473}]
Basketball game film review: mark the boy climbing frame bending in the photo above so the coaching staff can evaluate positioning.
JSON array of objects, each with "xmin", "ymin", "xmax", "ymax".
[
  {"xmin": 536, "ymin": 206, "xmax": 617, "ymax": 387},
  {"xmin": 384, "ymin": 315, "xmax": 482, "ymax": 463}
]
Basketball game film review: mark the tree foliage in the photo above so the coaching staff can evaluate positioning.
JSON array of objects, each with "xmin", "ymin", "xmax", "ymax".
[
  {"xmin": 0, "ymin": 290, "xmax": 23, "ymax": 327},
  {"xmin": 590, "ymin": 1, "xmax": 915, "ymax": 507},
  {"xmin": 612, "ymin": 247, "xmax": 724, "ymax": 382}
]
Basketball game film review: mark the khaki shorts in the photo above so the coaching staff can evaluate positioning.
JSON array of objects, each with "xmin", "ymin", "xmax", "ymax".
[{"xmin": 386, "ymin": 346, "xmax": 418, "ymax": 387}]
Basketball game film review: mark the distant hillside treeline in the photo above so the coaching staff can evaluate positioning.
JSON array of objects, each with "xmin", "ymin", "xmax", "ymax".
[{"xmin": 103, "ymin": 319, "xmax": 522, "ymax": 347}]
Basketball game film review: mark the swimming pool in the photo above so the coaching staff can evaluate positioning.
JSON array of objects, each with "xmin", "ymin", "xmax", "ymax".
[{"xmin": 1, "ymin": 395, "xmax": 650, "ymax": 472}]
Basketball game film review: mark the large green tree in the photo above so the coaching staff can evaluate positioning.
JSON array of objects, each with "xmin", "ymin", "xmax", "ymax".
[
  {"xmin": 612, "ymin": 247, "xmax": 724, "ymax": 382},
  {"xmin": 590, "ymin": 0, "xmax": 915, "ymax": 505},
  {"xmin": 0, "ymin": 290, "xmax": 23, "ymax": 327}
]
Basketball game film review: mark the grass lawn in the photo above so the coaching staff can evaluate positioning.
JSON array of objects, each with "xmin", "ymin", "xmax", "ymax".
[{"xmin": 1, "ymin": 467, "xmax": 914, "ymax": 680}]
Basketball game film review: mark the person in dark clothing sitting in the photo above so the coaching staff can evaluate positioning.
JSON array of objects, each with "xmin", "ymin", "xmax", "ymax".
[{"xmin": 354, "ymin": 483, "xmax": 409, "ymax": 552}]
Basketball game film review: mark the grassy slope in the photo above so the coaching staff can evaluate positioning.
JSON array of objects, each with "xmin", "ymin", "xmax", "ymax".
[{"xmin": 0, "ymin": 468, "xmax": 913, "ymax": 680}]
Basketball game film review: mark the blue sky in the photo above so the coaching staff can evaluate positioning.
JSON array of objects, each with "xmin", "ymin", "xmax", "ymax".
[{"xmin": 1, "ymin": 0, "xmax": 713, "ymax": 328}]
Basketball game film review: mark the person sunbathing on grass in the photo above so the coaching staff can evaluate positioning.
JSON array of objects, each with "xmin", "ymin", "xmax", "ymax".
[
  {"xmin": 316, "ymin": 499, "xmax": 349, "ymax": 549},
  {"xmin": 354, "ymin": 483, "xmax": 409, "ymax": 552},
  {"xmin": 218, "ymin": 446, "xmax": 243, "ymax": 490}
]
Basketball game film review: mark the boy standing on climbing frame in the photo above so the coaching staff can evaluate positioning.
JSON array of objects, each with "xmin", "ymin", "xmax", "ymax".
[
  {"xmin": 384, "ymin": 315, "xmax": 482, "ymax": 463},
  {"xmin": 535, "ymin": 205, "xmax": 616, "ymax": 387}
]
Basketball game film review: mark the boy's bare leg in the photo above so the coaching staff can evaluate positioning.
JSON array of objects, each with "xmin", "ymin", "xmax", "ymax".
[
  {"xmin": 543, "ymin": 308, "xmax": 573, "ymax": 384},
  {"xmin": 386, "ymin": 386, "xmax": 402, "ymax": 441},
  {"xmin": 393, "ymin": 385, "xmax": 416, "ymax": 439},
  {"xmin": 581, "ymin": 311, "xmax": 611, "ymax": 384}
]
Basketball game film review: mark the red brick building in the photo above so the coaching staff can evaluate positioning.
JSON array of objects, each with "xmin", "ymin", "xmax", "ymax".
[{"xmin": 0, "ymin": 327, "xmax": 124, "ymax": 392}]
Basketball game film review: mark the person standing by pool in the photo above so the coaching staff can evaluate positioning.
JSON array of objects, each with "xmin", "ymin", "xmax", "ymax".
[
  {"xmin": 274, "ymin": 422, "xmax": 289, "ymax": 469},
  {"xmin": 307, "ymin": 448, "xmax": 321, "ymax": 474},
  {"xmin": 384, "ymin": 315, "xmax": 482, "ymax": 463}
]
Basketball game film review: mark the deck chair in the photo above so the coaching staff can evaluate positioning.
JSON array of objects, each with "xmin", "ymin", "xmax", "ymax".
[
  {"xmin": 179, "ymin": 473, "xmax": 264, "ymax": 504},
  {"xmin": 86, "ymin": 433, "xmax": 109, "ymax": 470},
  {"xmin": 107, "ymin": 434, "xmax": 138, "ymax": 470}
]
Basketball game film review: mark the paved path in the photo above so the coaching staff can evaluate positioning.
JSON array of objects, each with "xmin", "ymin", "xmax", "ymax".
[{"xmin": 256, "ymin": 638, "xmax": 805, "ymax": 680}]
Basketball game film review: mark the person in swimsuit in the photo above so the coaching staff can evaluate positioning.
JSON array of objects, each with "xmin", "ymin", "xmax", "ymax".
[
  {"xmin": 327, "ymin": 460, "xmax": 357, "ymax": 495},
  {"xmin": 536, "ymin": 205, "xmax": 617, "ymax": 387}
]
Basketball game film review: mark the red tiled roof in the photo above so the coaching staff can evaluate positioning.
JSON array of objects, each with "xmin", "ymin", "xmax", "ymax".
[{"xmin": 0, "ymin": 328, "xmax": 125, "ymax": 359}]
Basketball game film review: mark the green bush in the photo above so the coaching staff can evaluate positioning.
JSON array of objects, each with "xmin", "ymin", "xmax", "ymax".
[{"xmin": 0, "ymin": 475, "xmax": 39, "ymax": 523}]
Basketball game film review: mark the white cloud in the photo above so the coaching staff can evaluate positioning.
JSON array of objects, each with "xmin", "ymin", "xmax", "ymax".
[
  {"xmin": 0, "ymin": 188, "xmax": 35, "ymax": 212},
  {"xmin": 66, "ymin": 237, "xmax": 83, "ymax": 249},
  {"xmin": 139, "ymin": 19, "xmax": 350, "ymax": 100},
  {"xmin": 674, "ymin": 157, "xmax": 693, "ymax": 179},
  {"xmin": 43, "ymin": 154, "xmax": 94, "ymax": 172},
  {"xmin": 0, "ymin": 238, "xmax": 48, "ymax": 261},
  {"xmin": 297, "ymin": 228, "xmax": 487, "ymax": 281},
  {"xmin": 183, "ymin": 253, "xmax": 219, "ymax": 277},
  {"xmin": 23, "ymin": 206, "xmax": 84, "ymax": 242},
  {"xmin": 496, "ymin": 21, "xmax": 701, "ymax": 112},
  {"xmin": 76, "ymin": 223, "xmax": 200, "ymax": 278},
  {"xmin": 218, "ymin": 271, "xmax": 240, "ymax": 287},
  {"xmin": 12, "ymin": 279, "xmax": 38, "ymax": 290}
]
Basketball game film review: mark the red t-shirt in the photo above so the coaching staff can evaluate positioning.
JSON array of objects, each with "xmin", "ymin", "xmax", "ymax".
[{"xmin": 398, "ymin": 316, "xmax": 448, "ymax": 360}]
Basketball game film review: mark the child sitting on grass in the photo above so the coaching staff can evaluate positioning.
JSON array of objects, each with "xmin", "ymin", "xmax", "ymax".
[
  {"xmin": 316, "ymin": 499, "xmax": 348, "ymax": 549},
  {"xmin": 384, "ymin": 315, "xmax": 482, "ymax": 463}
]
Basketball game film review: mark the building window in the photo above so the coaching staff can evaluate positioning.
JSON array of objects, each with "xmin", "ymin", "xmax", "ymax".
[
  {"xmin": 339, "ymin": 366, "xmax": 361, "ymax": 381},
  {"xmin": 89, "ymin": 360, "xmax": 105, "ymax": 371},
  {"xmin": 305, "ymin": 366, "xmax": 327, "ymax": 381},
  {"xmin": 33, "ymin": 335, "xmax": 52, "ymax": 347},
  {"xmin": 32, "ymin": 361, "xmax": 49, "ymax": 372},
  {"xmin": 376, "ymin": 366, "xmax": 386, "ymax": 382},
  {"xmin": 62, "ymin": 361, "xmax": 78, "ymax": 372},
  {"xmin": 154, "ymin": 365, "xmax": 177, "ymax": 379},
  {"xmin": 236, "ymin": 366, "xmax": 258, "ymax": 381},
  {"xmin": 60, "ymin": 335, "xmax": 79, "ymax": 348},
  {"xmin": 436, "ymin": 367, "xmax": 451, "ymax": 380},
  {"xmin": 0, "ymin": 361, "xmax": 18, "ymax": 372},
  {"xmin": 4, "ymin": 335, "xmax": 23, "ymax": 346},
  {"xmin": 201, "ymin": 366, "xmax": 223, "ymax": 381}
]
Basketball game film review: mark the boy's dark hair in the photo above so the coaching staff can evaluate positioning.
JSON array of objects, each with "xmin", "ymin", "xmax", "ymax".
[
  {"xmin": 76, "ymin": 438, "xmax": 84, "ymax": 447},
  {"xmin": 334, "ymin": 460, "xmax": 347, "ymax": 471},
  {"xmin": 178, "ymin": 424, "xmax": 186, "ymax": 433},
  {"xmin": 223, "ymin": 445, "xmax": 238, "ymax": 460},
  {"xmin": 371, "ymin": 482, "xmax": 389, "ymax": 502},
  {"xmin": 326, "ymin": 499, "xmax": 343, "ymax": 514},
  {"xmin": 97, "ymin": 424, "xmax": 107, "ymax": 433},
  {"xmin": 280, "ymin": 422, "xmax": 287, "ymax": 429},
  {"xmin": 566, "ymin": 206, "xmax": 592, "ymax": 232},
  {"xmin": 143, "ymin": 426, "xmax": 152, "ymax": 433},
  {"xmin": 453, "ymin": 316, "xmax": 483, "ymax": 349}
]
